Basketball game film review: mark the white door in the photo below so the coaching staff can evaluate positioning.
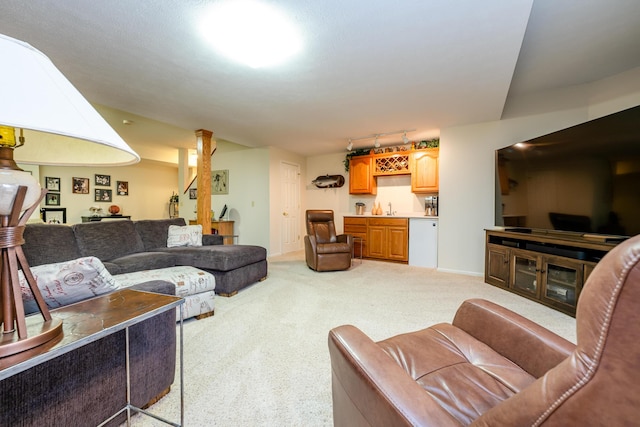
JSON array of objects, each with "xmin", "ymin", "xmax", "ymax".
[{"xmin": 280, "ymin": 161, "xmax": 300, "ymax": 253}]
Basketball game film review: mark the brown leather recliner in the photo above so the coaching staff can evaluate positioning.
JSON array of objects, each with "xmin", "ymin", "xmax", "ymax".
[
  {"xmin": 304, "ymin": 210, "xmax": 353, "ymax": 272},
  {"xmin": 329, "ymin": 234, "xmax": 640, "ymax": 426}
]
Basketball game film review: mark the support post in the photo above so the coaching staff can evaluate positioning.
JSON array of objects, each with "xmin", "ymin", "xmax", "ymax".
[{"xmin": 195, "ymin": 129, "xmax": 214, "ymax": 234}]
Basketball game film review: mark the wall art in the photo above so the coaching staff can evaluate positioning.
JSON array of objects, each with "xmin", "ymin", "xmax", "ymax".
[
  {"xmin": 72, "ymin": 177, "xmax": 90, "ymax": 194},
  {"xmin": 95, "ymin": 188, "xmax": 112, "ymax": 202}
]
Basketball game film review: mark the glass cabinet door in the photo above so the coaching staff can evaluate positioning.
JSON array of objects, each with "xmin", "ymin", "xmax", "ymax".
[
  {"xmin": 511, "ymin": 251, "xmax": 540, "ymax": 297},
  {"xmin": 542, "ymin": 259, "xmax": 582, "ymax": 308}
]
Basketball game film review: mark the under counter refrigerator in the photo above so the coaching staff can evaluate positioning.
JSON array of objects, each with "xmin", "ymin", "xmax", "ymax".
[{"xmin": 409, "ymin": 218, "xmax": 438, "ymax": 268}]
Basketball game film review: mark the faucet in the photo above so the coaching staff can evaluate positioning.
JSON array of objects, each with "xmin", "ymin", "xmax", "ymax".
[{"xmin": 387, "ymin": 202, "xmax": 392, "ymax": 215}]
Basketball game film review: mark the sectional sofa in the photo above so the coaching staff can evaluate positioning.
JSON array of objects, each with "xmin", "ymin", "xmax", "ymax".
[{"xmin": 23, "ymin": 217, "xmax": 268, "ymax": 300}]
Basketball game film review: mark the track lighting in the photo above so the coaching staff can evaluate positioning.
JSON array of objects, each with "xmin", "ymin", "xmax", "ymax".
[{"xmin": 346, "ymin": 129, "xmax": 416, "ymax": 150}]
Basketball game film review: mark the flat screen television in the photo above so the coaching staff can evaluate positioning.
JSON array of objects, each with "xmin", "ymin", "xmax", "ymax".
[{"xmin": 495, "ymin": 105, "xmax": 640, "ymax": 237}]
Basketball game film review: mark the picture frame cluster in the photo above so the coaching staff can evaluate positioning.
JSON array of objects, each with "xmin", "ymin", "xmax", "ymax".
[
  {"xmin": 45, "ymin": 175, "xmax": 129, "ymax": 206},
  {"xmin": 45, "ymin": 177, "xmax": 61, "ymax": 206}
]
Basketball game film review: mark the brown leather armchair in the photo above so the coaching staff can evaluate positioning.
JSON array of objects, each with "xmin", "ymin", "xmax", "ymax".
[
  {"xmin": 329, "ymin": 234, "xmax": 640, "ymax": 426},
  {"xmin": 304, "ymin": 210, "xmax": 353, "ymax": 272}
]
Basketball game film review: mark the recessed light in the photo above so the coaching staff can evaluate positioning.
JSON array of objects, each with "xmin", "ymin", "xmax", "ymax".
[{"xmin": 199, "ymin": 0, "xmax": 303, "ymax": 68}]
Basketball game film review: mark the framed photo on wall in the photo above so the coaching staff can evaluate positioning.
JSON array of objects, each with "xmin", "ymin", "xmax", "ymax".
[
  {"xmin": 41, "ymin": 208, "xmax": 67, "ymax": 224},
  {"xmin": 45, "ymin": 193, "xmax": 60, "ymax": 206},
  {"xmin": 72, "ymin": 177, "xmax": 90, "ymax": 194},
  {"xmin": 95, "ymin": 174, "xmax": 111, "ymax": 186},
  {"xmin": 211, "ymin": 170, "xmax": 229, "ymax": 195},
  {"xmin": 117, "ymin": 181, "xmax": 128, "ymax": 195},
  {"xmin": 45, "ymin": 177, "xmax": 60, "ymax": 192},
  {"xmin": 95, "ymin": 189, "xmax": 112, "ymax": 202},
  {"xmin": 189, "ymin": 188, "xmax": 197, "ymax": 199}
]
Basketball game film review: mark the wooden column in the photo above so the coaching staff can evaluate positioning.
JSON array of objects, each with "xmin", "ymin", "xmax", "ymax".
[{"xmin": 195, "ymin": 129, "xmax": 215, "ymax": 234}]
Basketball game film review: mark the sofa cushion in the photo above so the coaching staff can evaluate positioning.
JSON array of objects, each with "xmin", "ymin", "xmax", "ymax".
[
  {"xmin": 134, "ymin": 218, "xmax": 187, "ymax": 251},
  {"xmin": 159, "ymin": 245, "xmax": 267, "ymax": 272},
  {"xmin": 23, "ymin": 223, "xmax": 82, "ymax": 267},
  {"xmin": 73, "ymin": 220, "xmax": 145, "ymax": 261},
  {"xmin": 113, "ymin": 266, "xmax": 215, "ymax": 298},
  {"xmin": 167, "ymin": 224, "xmax": 203, "ymax": 247},
  {"xmin": 20, "ymin": 256, "xmax": 119, "ymax": 314},
  {"xmin": 377, "ymin": 322, "xmax": 536, "ymax": 425},
  {"xmin": 108, "ymin": 252, "xmax": 177, "ymax": 274}
]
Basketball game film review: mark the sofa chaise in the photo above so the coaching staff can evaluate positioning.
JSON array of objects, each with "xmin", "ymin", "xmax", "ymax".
[{"xmin": 329, "ymin": 234, "xmax": 640, "ymax": 426}]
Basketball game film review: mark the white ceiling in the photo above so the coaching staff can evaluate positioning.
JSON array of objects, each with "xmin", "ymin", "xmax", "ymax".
[{"xmin": 1, "ymin": 0, "xmax": 639, "ymax": 160}]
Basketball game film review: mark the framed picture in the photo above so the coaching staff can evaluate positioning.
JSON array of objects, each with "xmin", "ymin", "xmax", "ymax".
[
  {"xmin": 117, "ymin": 181, "xmax": 128, "ymax": 196},
  {"xmin": 45, "ymin": 177, "xmax": 60, "ymax": 192},
  {"xmin": 211, "ymin": 170, "xmax": 229, "ymax": 195},
  {"xmin": 189, "ymin": 188, "xmax": 197, "ymax": 199},
  {"xmin": 41, "ymin": 207, "xmax": 66, "ymax": 224},
  {"xmin": 45, "ymin": 193, "xmax": 60, "ymax": 206},
  {"xmin": 95, "ymin": 174, "xmax": 111, "ymax": 186},
  {"xmin": 95, "ymin": 189, "xmax": 112, "ymax": 202},
  {"xmin": 72, "ymin": 177, "xmax": 90, "ymax": 194}
]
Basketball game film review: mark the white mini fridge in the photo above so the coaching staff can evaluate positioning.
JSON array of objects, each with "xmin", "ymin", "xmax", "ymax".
[{"xmin": 409, "ymin": 218, "xmax": 438, "ymax": 268}]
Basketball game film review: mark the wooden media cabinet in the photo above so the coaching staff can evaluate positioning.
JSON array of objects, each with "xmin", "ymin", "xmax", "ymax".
[{"xmin": 485, "ymin": 228, "xmax": 624, "ymax": 316}]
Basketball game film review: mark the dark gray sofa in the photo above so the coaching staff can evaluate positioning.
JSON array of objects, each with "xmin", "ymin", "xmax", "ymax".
[
  {"xmin": 0, "ymin": 280, "xmax": 176, "ymax": 427},
  {"xmin": 23, "ymin": 217, "xmax": 268, "ymax": 296}
]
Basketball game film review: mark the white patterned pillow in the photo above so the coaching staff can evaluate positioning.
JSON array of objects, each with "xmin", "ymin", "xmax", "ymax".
[
  {"xmin": 167, "ymin": 224, "xmax": 203, "ymax": 247},
  {"xmin": 20, "ymin": 256, "xmax": 119, "ymax": 313}
]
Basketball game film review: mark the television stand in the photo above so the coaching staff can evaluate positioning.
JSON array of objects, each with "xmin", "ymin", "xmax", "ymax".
[{"xmin": 484, "ymin": 228, "xmax": 623, "ymax": 316}]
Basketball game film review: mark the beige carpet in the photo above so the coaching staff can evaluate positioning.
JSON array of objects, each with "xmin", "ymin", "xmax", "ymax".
[{"xmin": 128, "ymin": 251, "xmax": 576, "ymax": 426}]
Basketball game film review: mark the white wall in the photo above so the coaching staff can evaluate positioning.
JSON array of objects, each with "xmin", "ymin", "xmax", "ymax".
[
  {"xmin": 33, "ymin": 160, "xmax": 178, "ymax": 224},
  {"xmin": 182, "ymin": 140, "xmax": 271, "ymax": 250}
]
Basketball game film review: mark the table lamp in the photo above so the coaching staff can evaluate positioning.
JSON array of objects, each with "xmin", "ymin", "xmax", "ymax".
[{"xmin": 0, "ymin": 33, "xmax": 139, "ymax": 358}]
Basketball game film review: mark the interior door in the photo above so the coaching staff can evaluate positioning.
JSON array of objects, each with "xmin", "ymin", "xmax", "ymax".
[{"xmin": 280, "ymin": 161, "xmax": 300, "ymax": 254}]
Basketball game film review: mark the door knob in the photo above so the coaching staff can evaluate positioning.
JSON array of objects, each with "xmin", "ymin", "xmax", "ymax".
[{"xmin": 283, "ymin": 212, "xmax": 288, "ymax": 216}]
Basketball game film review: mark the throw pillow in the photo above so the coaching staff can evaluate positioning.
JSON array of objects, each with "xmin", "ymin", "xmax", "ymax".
[
  {"xmin": 19, "ymin": 256, "xmax": 119, "ymax": 313},
  {"xmin": 167, "ymin": 224, "xmax": 203, "ymax": 247}
]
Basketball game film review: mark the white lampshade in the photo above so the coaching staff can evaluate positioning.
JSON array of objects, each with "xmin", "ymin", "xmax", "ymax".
[{"xmin": 0, "ymin": 33, "xmax": 140, "ymax": 166}]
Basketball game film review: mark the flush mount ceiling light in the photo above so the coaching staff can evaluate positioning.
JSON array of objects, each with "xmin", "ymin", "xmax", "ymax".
[{"xmin": 199, "ymin": 0, "xmax": 303, "ymax": 68}]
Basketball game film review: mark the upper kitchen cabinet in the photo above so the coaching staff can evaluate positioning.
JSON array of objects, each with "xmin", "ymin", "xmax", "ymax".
[
  {"xmin": 411, "ymin": 148, "xmax": 439, "ymax": 193},
  {"xmin": 349, "ymin": 156, "xmax": 377, "ymax": 194}
]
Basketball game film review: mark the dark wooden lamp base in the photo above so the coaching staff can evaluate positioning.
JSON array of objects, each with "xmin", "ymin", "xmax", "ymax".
[{"xmin": 0, "ymin": 186, "xmax": 63, "ymax": 358}]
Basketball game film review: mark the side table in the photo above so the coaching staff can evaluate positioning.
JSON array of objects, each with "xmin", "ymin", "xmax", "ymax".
[{"xmin": 0, "ymin": 289, "xmax": 184, "ymax": 427}]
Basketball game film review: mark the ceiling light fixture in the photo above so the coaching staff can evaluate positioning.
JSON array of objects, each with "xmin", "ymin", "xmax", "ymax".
[
  {"xmin": 347, "ymin": 129, "xmax": 416, "ymax": 150},
  {"xmin": 199, "ymin": 0, "xmax": 303, "ymax": 68}
]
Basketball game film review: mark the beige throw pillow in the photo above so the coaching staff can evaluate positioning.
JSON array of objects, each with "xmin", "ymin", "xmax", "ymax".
[
  {"xmin": 19, "ymin": 256, "xmax": 119, "ymax": 313},
  {"xmin": 167, "ymin": 224, "xmax": 203, "ymax": 247}
]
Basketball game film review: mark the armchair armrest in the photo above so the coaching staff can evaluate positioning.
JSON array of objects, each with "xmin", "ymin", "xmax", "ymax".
[
  {"xmin": 329, "ymin": 325, "xmax": 461, "ymax": 427},
  {"xmin": 337, "ymin": 233, "xmax": 353, "ymax": 249},
  {"xmin": 452, "ymin": 299, "xmax": 575, "ymax": 378}
]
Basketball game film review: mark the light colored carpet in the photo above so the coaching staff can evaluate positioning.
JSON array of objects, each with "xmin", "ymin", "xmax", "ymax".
[{"xmin": 129, "ymin": 251, "xmax": 576, "ymax": 426}]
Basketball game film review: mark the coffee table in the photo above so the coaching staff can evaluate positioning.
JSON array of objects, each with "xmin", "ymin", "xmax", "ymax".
[{"xmin": 0, "ymin": 288, "xmax": 184, "ymax": 426}]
